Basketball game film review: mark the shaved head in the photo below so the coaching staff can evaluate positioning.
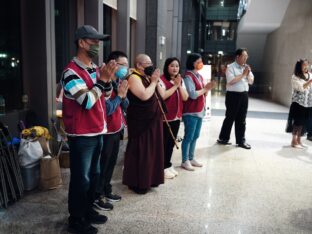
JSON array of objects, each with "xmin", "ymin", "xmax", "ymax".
[{"xmin": 135, "ymin": 54, "xmax": 152, "ymax": 69}]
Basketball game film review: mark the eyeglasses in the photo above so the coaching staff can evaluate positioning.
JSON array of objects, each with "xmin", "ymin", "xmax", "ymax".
[
  {"xmin": 141, "ymin": 62, "xmax": 153, "ymax": 66},
  {"xmin": 117, "ymin": 63, "xmax": 128, "ymax": 67},
  {"xmin": 240, "ymin": 54, "xmax": 249, "ymax": 58}
]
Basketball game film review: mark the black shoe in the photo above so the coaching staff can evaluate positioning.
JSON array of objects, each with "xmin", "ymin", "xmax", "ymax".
[
  {"xmin": 93, "ymin": 199, "xmax": 113, "ymax": 211},
  {"xmin": 307, "ymin": 136, "xmax": 312, "ymax": 141},
  {"xmin": 237, "ymin": 142, "xmax": 251, "ymax": 149},
  {"xmin": 217, "ymin": 139, "xmax": 231, "ymax": 145},
  {"xmin": 68, "ymin": 216, "xmax": 98, "ymax": 234},
  {"xmin": 128, "ymin": 186, "xmax": 149, "ymax": 195},
  {"xmin": 105, "ymin": 193, "xmax": 121, "ymax": 202},
  {"xmin": 86, "ymin": 209, "xmax": 108, "ymax": 224}
]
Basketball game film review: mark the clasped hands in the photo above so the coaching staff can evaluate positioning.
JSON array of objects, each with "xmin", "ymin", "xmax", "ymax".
[{"xmin": 99, "ymin": 60, "xmax": 118, "ymax": 82}]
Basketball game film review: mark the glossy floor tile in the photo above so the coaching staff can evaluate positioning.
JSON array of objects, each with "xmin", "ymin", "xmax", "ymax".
[{"xmin": 1, "ymin": 95, "xmax": 311, "ymax": 234}]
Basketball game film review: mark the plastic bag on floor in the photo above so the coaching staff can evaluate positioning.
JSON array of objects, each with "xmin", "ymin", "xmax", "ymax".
[{"xmin": 18, "ymin": 138, "xmax": 43, "ymax": 168}]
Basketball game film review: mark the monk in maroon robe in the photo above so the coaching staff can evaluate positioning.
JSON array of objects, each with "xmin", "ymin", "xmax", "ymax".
[{"xmin": 123, "ymin": 54, "xmax": 164, "ymax": 194}]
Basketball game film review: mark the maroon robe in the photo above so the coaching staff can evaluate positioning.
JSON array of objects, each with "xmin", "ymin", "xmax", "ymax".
[{"xmin": 123, "ymin": 71, "xmax": 164, "ymax": 190}]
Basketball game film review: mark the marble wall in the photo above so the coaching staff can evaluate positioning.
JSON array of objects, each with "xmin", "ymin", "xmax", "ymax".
[{"xmin": 263, "ymin": 0, "xmax": 312, "ymax": 106}]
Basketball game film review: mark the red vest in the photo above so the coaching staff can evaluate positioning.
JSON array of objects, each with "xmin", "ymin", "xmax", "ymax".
[
  {"xmin": 160, "ymin": 75, "xmax": 183, "ymax": 121},
  {"xmin": 62, "ymin": 60, "xmax": 107, "ymax": 135},
  {"xmin": 106, "ymin": 90, "xmax": 127, "ymax": 134},
  {"xmin": 183, "ymin": 71, "xmax": 205, "ymax": 114}
]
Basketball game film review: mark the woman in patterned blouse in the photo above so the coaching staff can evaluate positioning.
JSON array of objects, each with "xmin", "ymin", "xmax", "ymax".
[{"xmin": 288, "ymin": 59, "xmax": 312, "ymax": 148}]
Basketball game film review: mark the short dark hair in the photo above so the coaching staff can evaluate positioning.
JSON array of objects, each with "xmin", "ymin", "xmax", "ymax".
[
  {"xmin": 235, "ymin": 48, "xmax": 248, "ymax": 57},
  {"xmin": 163, "ymin": 57, "xmax": 181, "ymax": 81},
  {"xmin": 186, "ymin": 53, "xmax": 202, "ymax": 70},
  {"xmin": 294, "ymin": 59, "xmax": 309, "ymax": 80},
  {"xmin": 106, "ymin": 51, "xmax": 128, "ymax": 63}
]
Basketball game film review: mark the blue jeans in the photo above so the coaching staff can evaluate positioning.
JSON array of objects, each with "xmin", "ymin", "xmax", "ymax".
[
  {"xmin": 68, "ymin": 135, "xmax": 103, "ymax": 218},
  {"xmin": 182, "ymin": 115, "xmax": 203, "ymax": 162}
]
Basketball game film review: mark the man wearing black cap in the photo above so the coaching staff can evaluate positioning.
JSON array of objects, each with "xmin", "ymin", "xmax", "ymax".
[{"xmin": 61, "ymin": 25, "xmax": 117, "ymax": 234}]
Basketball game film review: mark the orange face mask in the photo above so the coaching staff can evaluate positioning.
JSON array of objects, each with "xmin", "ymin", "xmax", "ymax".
[{"xmin": 195, "ymin": 62, "xmax": 204, "ymax": 70}]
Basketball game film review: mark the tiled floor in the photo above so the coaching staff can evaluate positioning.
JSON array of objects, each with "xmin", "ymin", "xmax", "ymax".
[{"xmin": 1, "ymin": 94, "xmax": 312, "ymax": 234}]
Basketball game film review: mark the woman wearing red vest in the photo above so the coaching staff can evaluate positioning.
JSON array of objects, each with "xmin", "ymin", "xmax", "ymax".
[
  {"xmin": 181, "ymin": 53, "xmax": 214, "ymax": 171},
  {"xmin": 158, "ymin": 58, "xmax": 189, "ymax": 179}
]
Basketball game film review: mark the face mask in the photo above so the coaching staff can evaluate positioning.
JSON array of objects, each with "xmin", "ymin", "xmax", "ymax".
[
  {"xmin": 87, "ymin": 44, "xmax": 100, "ymax": 58},
  {"xmin": 115, "ymin": 66, "xmax": 128, "ymax": 80},
  {"xmin": 195, "ymin": 62, "xmax": 204, "ymax": 70},
  {"xmin": 144, "ymin": 65, "xmax": 156, "ymax": 76}
]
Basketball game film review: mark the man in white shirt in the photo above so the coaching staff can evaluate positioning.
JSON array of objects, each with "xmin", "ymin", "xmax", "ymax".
[{"xmin": 217, "ymin": 48, "xmax": 254, "ymax": 149}]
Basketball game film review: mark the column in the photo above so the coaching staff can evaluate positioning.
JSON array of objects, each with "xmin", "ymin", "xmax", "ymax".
[
  {"xmin": 117, "ymin": 0, "xmax": 130, "ymax": 56},
  {"xmin": 84, "ymin": 0, "xmax": 104, "ymax": 65}
]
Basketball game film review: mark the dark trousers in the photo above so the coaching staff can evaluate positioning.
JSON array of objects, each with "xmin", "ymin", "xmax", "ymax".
[
  {"xmin": 96, "ymin": 131, "xmax": 121, "ymax": 197},
  {"xmin": 219, "ymin": 91, "xmax": 248, "ymax": 144},
  {"xmin": 163, "ymin": 120, "xmax": 180, "ymax": 169},
  {"xmin": 68, "ymin": 135, "xmax": 103, "ymax": 218}
]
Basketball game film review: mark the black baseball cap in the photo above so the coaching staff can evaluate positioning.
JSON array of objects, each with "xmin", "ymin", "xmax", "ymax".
[{"xmin": 74, "ymin": 25, "xmax": 110, "ymax": 41}]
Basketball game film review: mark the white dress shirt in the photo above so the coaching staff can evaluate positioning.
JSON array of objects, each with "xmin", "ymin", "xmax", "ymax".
[{"xmin": 226, "ymin": 61, "xmax": 254, "ymax": 92}]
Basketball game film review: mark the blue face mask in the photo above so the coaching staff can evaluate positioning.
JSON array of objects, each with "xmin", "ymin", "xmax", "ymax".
[{"xmin": 115, "ymin": 66, "xmax": 128, "ymax": 80}]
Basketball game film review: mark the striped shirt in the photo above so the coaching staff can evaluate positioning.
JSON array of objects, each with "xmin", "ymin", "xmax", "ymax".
[{"xmin": 61, "ymin": 57, "xmax": 112, "ymax": 110}]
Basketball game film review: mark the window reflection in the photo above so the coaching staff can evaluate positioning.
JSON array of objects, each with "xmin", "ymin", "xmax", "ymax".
[
  {"xmin": 206, "ymin": 21, "xmax": 237, "ymax": 41},
  {"xmin": 0, "ymin": 0, "xmax": 23, "ymax": 111}
]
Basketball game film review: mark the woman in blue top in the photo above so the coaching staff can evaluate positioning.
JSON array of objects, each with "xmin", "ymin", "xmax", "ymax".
[{"xmin": 182, "ymin": 53, "xmax": 214, "ymax": 171}]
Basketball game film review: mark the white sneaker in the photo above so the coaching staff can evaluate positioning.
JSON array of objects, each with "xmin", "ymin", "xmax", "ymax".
[
  {"xmin": 164, "ymin": 168, "xmax": 175, "ymax": 179},
  {"xmin": 181, "ymin": 160, "xmax": 195, "ymax": 171},
  {"xmin": 190, "ymin": 159, "xmax": 203, "ymax": 167},
  {"xmin": 169, "ymin": 166, "xmax": 178, "ymax": 176}
]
